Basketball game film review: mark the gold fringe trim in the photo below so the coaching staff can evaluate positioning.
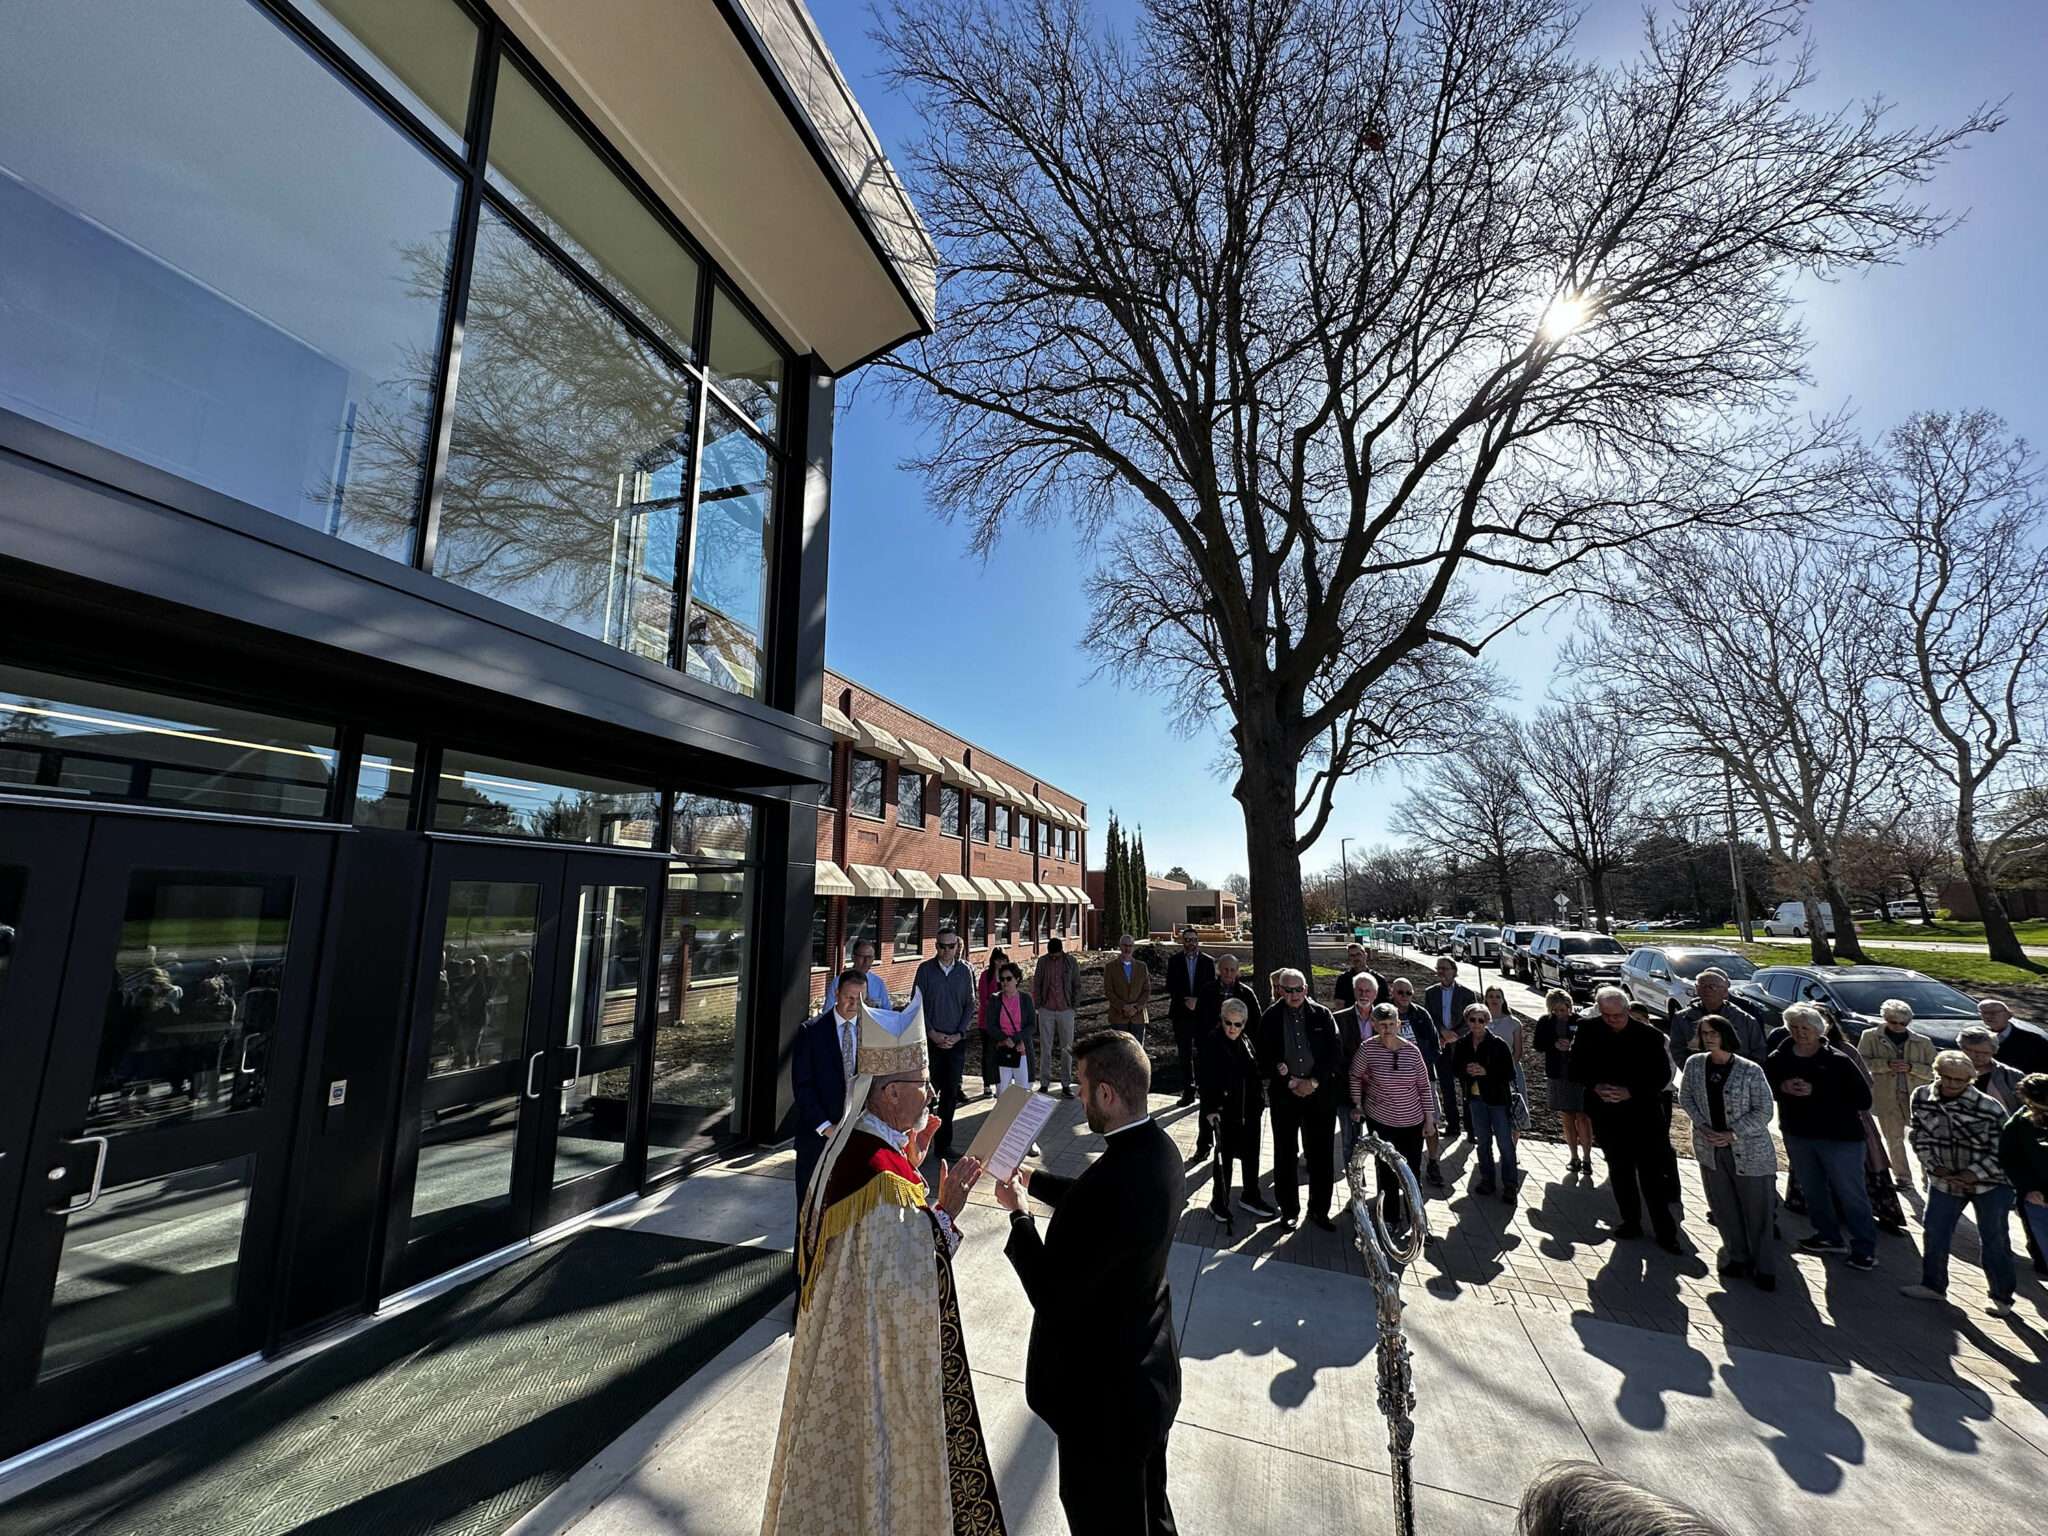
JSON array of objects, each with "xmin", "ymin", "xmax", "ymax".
[{"xmin": 798, "ymin": 1170, "xmax": 930, "ymax": 1312}]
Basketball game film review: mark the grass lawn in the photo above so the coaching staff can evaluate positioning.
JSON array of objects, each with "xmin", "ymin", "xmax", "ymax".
[
  {"xmin": 1667, "ymin": 917, "xmax": 2048, "ymax": 946},
  {"xmin": 1705, "ymin": 940, "xmax": 2045, "ymax": 993}
]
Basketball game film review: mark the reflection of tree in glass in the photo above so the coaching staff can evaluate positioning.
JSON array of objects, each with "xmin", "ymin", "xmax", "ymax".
[
  {"xmin": 672, "ymin": 794, "xmax": 752, "ymax": 860},
  {"xmin": 339, "ymin": 216, "xmax": 695, "ymax": 648},
  {"xmin": 685, "ymin": 413, "xmax": 772, "ymax": 693}
]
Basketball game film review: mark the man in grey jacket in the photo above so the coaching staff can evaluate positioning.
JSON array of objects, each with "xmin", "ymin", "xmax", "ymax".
[
  {"xmin": 1669, "ymin": 969, "xmax": 1771, "ymax": 1063},
  {"xmin": 913, "ymin": 932, "xmax": 980, "ymax": 1162}
]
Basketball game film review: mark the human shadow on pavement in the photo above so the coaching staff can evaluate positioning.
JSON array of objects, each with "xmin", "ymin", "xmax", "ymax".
[
  {"xmin": 1568, "ymin": 1310, "xmax": 1713, "ymax": 1432},
  {"xmin": 1176, "ymin": 1258, "xmax": 1375, "ymax": 1410}
]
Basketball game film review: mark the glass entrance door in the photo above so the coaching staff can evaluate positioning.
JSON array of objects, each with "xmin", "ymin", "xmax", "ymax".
[
  {"xmin": 0, "ymin": 813, "xmax": 331, "ymax": 1457},
  {"xmin": 386, "ymin": 845, "xmax": 658, "ymax": 1290}
]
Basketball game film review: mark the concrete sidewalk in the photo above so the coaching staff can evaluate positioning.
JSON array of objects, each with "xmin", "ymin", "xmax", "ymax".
[{"xmin": 510, "ymin": 1089, "xmax": 2048, "ymax": 1536}]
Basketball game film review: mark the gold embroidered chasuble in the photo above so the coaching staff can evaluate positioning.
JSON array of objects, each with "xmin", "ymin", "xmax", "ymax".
[{"xmin": 760, "ymin": 1130, "xmax": 1005, "ymax": 1536}]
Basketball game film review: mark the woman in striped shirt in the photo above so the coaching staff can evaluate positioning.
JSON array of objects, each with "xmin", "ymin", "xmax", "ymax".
[{"xmin": 1350, "ymin": 1003, "xmax": 1438, "ymax": 1237}]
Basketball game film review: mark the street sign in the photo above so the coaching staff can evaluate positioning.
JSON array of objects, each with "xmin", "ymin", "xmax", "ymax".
[{"xmin": 1354, "ymin": 925, "xmax": 1369, "ymax": 938}]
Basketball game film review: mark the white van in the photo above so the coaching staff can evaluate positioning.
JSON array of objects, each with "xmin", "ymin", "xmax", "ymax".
[{"xmin": 1761, "ymin": 901, "xmax": 1836, "ymax": 938}]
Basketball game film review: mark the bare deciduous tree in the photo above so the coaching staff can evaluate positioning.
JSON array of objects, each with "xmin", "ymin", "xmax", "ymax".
[
  {"xmin": 874, "ymin": 0, "xmax": 1994, "ymax": 979},
  {"xmin": 1571, "ymin": 531, "xmax": 1908, "ymax": 962},
  {"xmin": 1510, "ymin": 706, "xmax": 1645, "ymax": 932},
  {"xmin": 1392, "ymin": 722, "xmax": 1535, "ymax": 921},
  {"xmin": 1861, "ymin": 410, "xmax": 2048, "ymax": 968}
]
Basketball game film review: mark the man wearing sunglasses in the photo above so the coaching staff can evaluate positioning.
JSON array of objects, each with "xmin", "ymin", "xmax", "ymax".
[
  {"xmin": 912, "ymin": 931, "xmax": 980, "ymax": 1163},
  {"xmin": 1255, "ymin": 966, "xmax": 1343, "ymax": 1230}
]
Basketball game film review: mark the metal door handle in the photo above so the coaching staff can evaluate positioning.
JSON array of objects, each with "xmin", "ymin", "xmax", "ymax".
[
  {"xmin": 562, "ymin": 1044, "xmax": 583, "ymax": 1085},
  {"xmin": 53, "ymin": 1136, "xmax": 110, "ymax": 1215},
  {"xmin": 525, "ymin": 1050, "xmax": 547, "ymax": 1100},
  {"xmin": 238, "ymin": 1033, "xmax": 266, "ymax": 1075}
]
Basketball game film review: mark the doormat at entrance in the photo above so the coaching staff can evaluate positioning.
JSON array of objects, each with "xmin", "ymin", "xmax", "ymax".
[{"xmin": 0, "ymin": 1228, "xmax": 793, "ymax": 1536}]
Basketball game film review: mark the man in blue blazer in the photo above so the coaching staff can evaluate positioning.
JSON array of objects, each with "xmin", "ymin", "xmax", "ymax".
[{"xmin": 791, "ymin": 970, "xmax": 865, "ymax": 1211}]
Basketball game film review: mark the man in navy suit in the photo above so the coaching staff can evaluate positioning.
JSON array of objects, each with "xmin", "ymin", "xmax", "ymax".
[
  {"xmin": 1422, "ymin": 956, "xmax": 1478, "ymax": 1138},
  {"xmin": 791, "ymin": 970, "xmax": 865, "ymax": 1210},
  {"xmin": 1164, "ymin": 927, "xmax": 1216, "ymax": 1107}
]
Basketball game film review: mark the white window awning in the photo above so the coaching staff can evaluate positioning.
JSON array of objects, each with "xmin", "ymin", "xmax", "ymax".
[
  {"xmin": 813, "ymin": 860, "xmax": 855, "ymax": 897},
  {"xmin": 900, "ymin": 739, "xmax": 944, "ymax": 775},
  {"xmin": 994, "ymin": 878, "xmax": 1031, "ymax": 902},
  {"xmin": 936, "ymin": 872, "xmax": 980, "ymax": 901},
  {"xmin": 895, "ymin": 868, "xmax": 942, "ymax": 900},
  {"xmin": 941, "ymin": 756, "xmax": 978, "ymax": 789},
  {"xmin": 972, "ymin": 769, "xmax": 1007, "ymax": 798},
  {"xmin": 820, "ymin": 702, "xmax": 857, "ymax": 739},
  {"xmin": 853, "ymin": 719, "xmax": 903, "ymax": 758},
  {"xmin": 847, "ymin": 862, "xmax": 896, "ymax": 897},
  {"xmin": 970, "ymin": 876, "xmax": 1008, "ymax": 901},
  {"xmin": 1021, "ymin": 881, "xmax": 1053, "ymax": 903}
]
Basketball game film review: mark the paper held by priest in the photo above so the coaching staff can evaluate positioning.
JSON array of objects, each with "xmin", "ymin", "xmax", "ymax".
[{"xmin": 965, "ymin": 1083, "xmax": 1057, "ymax": 1182}]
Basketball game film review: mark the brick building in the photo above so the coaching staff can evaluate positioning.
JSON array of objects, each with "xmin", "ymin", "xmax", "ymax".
[{"xmin": 809, "ymin": 671, "xmax": 1090, "ymax": 1006}]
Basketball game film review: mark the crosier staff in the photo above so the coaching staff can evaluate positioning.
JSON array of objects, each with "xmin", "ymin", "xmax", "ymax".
[{"xmin": 1347, "ymin": 1130, "xmax": 1427, "ymax": 1536}]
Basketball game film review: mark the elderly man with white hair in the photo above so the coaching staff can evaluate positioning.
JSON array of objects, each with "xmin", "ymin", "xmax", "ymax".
[
  {"xmin": 1568, "ymin": 985, "xmax": 1683, "ymax": 1251},
  {"xmin": 1981, "ymin": 997, "xmax": 2048, "ymax": 1075},
  {"xmin": 1669, "ymin": 967, "xmax": 1771, "ymax": 1062},
  {"xmin": 1766, "ymin": 1003, "xmax": 1878, "ymax": 1270},
  {"xmin": 1903, "ymin": 1049, "xmax": 2017, "ymax": 1315},
  {"xmin": 1855, "ymin": 997, "xmax": 1936, "ymax": 1186},
  {"xmin": 1255, "ymin": 966, "xmax": 1343, "ymax": 1231}
]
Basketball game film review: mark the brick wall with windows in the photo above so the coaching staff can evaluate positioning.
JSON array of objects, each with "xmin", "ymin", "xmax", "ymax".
[{"xmin": 808, "ymin": 672, "xmax": 1089, "ymax": 1008}]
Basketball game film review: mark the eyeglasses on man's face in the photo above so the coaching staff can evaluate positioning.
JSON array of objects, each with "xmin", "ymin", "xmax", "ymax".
[{"xmin": 1282, "ymin": 984, "xmax": 1306, "ymax": 996}]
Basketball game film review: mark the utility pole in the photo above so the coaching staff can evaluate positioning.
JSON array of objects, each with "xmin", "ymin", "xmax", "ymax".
[
  {"xmin": 1723, "ymin": 768, "xmax": 1753, "ymax": 943},
  {"xmin": 1340, "ymin": 837, "xmax": 1354, "ymax": 925}
]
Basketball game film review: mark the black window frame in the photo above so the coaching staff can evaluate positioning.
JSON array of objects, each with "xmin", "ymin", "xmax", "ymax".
[
  {"xmin": 897, "ymin": 768, "xmax": 926, "ymax": 828},
  {"xmin": 968, "ymin": 903, "xmax": 988, "ymax": 947},
  {"xmin": 939, "ymin": 785, "xmax": 964, "ymax": 838},
  {"xmin": 848, "ymin": 753, "xmax": 886, "ymax": 819},
  {"xmin": 892, "ymin": 898, "xmax": 923, "ymax": 958},
  {"xmin": 994, "ymin": 804, "xmax": 1011, "ymax": 849},
  {"xmin": 180, "ymin": 1, "xmax": 797, "ymax": 685},
  {"xmin": 970, "ymin": 796, "xmax": 990, "ymax": 843}
]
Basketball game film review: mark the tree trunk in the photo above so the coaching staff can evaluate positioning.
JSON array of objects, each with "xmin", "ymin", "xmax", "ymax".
[
  {"xmin": 1818, "ymin": 862, "xmax": 1868, "ymax": 963},
  {"xmin": 1801, "ymin": 877, "xmax": 1836, "ymax": 966},
  {"xmin": 1498, "ymin": 876, "xmax": 1518, "ymax": 926},
  {"xmin": 1586, "ymin": 867, "xmax": 1613, "ymax": 934},
  {"xmin": 1957, "ymin": 814, "xmax": 2032, "ymax": 968},
  {"xmin": 1237, "ymin": 750, "xmax": 1310, "ymax": 994}
]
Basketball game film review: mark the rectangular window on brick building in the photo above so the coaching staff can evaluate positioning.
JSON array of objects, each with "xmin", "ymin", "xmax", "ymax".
[
  {"xmin": 843, "ymin": 897, "xmax": 879, "ymax": 963},
  {"xmin": 937, "ymin": 900, "xmax": 960, "ymax": 936},
  {"xmin": 940, "ymin": 785, "xmax": 963, "ymax": 837},
  {"xmin": 1020, "ymin": 815, "xmax": 1034, "ymax": 851},
  {"xmin": 970, "ymin": 797, "xmax": 989, "ymax": 843},
  {"xmin": 810, "ymin": 897, "xmax": 830, "ymax": 969},
  {"xmin": 993, "ymin": 903, "xmax": 1011, "ymax": 942},
  {"xmin": 897, "ymin": 769, "xmax": 925, "ymax": 827},
  {"xmin": 995, "ymin": 804, "xmax": 1011, "ymax": 848},
  {"xmin": 893, "ymin": 899, "xmax": 922, "ymax": 958},
  {"xmin": 1038, "ymin": 906, "xmax": 1050, "ymax": 941},
  {"xmin": 849, "ymin": 754, "xmax": 884, "ymax": 817},
  {"xmin": 969, "ymin": 903, "xmax": 988, "ymax": 947},
  {"xmin": 1019, "ymin": 902, "xmax": 1033, "ymax": 941}
]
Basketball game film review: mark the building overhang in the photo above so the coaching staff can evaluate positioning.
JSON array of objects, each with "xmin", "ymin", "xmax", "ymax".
[{"xmin": 498, "ymin": 0, "xmax": 936, "ymax": 373}]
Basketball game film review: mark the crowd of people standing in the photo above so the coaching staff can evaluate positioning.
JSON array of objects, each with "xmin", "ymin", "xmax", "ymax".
[{"xmin": 796, "ymin": 928, "xmax": 2048, "ymax": 1317}]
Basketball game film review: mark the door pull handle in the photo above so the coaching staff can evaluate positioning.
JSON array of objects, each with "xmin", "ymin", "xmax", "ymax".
[
  {"xmin": 525, "ymin": 1050, "xmax": 548, "ymax": 1100},
  {"xmin": 52, "ymin": 1135, "xmax": 110, "ymax": 1215}
]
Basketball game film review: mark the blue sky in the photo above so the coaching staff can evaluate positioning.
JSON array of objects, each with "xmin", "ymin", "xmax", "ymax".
[{"xmin": 811, "ymin": 0, "xmax": 2048, "ymax": 889}]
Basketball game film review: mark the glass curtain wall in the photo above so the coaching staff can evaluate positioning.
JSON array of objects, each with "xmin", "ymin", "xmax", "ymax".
[
  {"xmin": 0, "ymin": 0, "xmax": 790, "ymax": 701},
  {"xmin": 650, "ymin": 794, "xmax": 755, "ymax": 1172}
]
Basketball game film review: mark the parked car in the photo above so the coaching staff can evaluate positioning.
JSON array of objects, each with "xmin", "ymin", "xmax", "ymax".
[
  {"xmin": 1750, "ymin": 963, "xmax": 2018, "ymax": 1046},
  {"xmin": 1501, "ymin": 925, "xmax": 1548, "ymax": 983},
  {"xmin": 1622, "ymin": 946, "xmax": 1758, "ymax": 1021},
  {"xmin": 1883, "ymin": 898, "xmax": 1933, "ymax": 921},
  {"xmin": 1529, "ymin": 930, "xmax": 1630, "ymax": 998},
  {"xmin": 1385, "ymin": 922, "xmax": 1416, "ymax": 946},
  {"xmin": 1450, "ymin": 923, "xmax": 1503, "ymax": 964},
  {"xmin": 1760, "ymin": 901, "xmax": 1837, "ymax": 938}
]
